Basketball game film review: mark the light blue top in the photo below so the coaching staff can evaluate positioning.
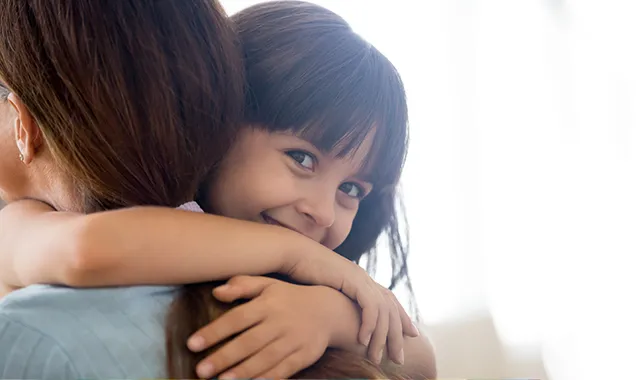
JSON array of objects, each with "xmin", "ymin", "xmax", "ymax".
[
  {"xmin": 0, "ymin": 284, "xmax": 178, "ymax": 379},
  {"xmin": 0, "ymin": 202, "xmax": 201, "ymax": 379}
]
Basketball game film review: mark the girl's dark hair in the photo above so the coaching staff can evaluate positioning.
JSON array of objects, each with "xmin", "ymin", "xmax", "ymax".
[
  {"xmin": 233, "ymin": 0, "xmax": 413, "ymax": 298},
  {"xmin": 169, "ymin": 1, "xmax": 415, "ymax": 377},
  {"xmin": 0, "ymin": 0, "xmax": 244, "ymax": 212}
]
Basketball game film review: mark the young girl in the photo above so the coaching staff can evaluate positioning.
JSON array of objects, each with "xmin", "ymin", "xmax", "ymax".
[{"xmin": 0, "ymin": 1, "xmax": 435, "ymax": 378}]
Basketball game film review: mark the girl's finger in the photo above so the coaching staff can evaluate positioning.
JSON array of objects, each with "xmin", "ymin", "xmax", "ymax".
[
  {"xmin": 355, "ymin": 285, "xmax": 381, "ymax": 346},
  {"xmin": 367, "ymin": 304, "xmax": 389, "ymax": 364},
  {"xmin": 218, "ymin": 336, "xmax": 301, "ymax": 380},
  {"xmin": 385, "ymin": 300, "xmax": 405, "ymax": 365},
  {"xmin": 395, "ymin": 297, "xmax": 419, "ymax": 337},
  {"xmin": 195, "ymin": 322, "xmax": 279, "ymax": 379},
  {"xmin": 213, "ymin": 275, "xmax": 278, "ymax": 303},
  {"xmin": 358, "ymin": 300, "xmax": 378, "ymax": 346},
  {"xmin": 187, "ymin": 300, "xmax": 265, "ymax": 352},
  {"xmin": 255, "ymin": 346, "xmax": 314, "ymax": 380}
]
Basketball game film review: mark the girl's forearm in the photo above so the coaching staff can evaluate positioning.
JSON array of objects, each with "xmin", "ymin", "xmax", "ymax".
[{"xmin": 65, "ymin": 207, "xmax": 318, "ymax": 287}]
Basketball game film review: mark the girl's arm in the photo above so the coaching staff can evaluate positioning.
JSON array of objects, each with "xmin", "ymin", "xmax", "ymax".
[
  {"xmin": 0, "ymin": 200, "xmax": 86, "ymax": 289},
  {"xmin": 0, "ymin": 200, "xmax": 419, "ymax": 367},
  {"xmin": 0, "ymin": 199, "xmax": 315, "ymax": 288}
]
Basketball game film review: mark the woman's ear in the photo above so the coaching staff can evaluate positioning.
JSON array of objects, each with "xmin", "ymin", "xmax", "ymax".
[{"xmin": 8, "ymin": 93, "xmax": 42, "ymax": 165}]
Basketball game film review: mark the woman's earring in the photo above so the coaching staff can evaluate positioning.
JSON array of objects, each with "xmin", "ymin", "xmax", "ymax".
[{"xmin": 18, "ymin": 153, "xmax": 24, "ymax": 162}]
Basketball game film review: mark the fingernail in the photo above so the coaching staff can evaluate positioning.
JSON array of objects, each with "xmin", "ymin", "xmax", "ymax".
[
  {"xmin": 397, "ymin": 349, "xmax": 405, "ymax": 365},
  {"xmin": 213, "ymin": 284, "xmax": 230, "ymax": 293},
  {"xmin": 219, "ymin": 371, "xmax": 236, "ymax": 379},
  {"xmin": 362, "ymin": 333, "xmax": 371, "ymax": 346},
  {"xmin": 187, "ymin": 335, "xmax": 205, "ymax": 352},
  {"xmin": 196, "ymin": 362, "xmax": 215, "ymax": 378},
  {"xmin": 412, "ymin": 323, "xmax": 421, "ymax": 336}
]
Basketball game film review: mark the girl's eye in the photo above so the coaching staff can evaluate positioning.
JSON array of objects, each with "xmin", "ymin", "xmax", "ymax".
[
  {"xmin": 286, "ymin": 150, "xmax": 316, "ymax": 170},
  {"xmin": 339, "ymin": 182, "xmax": 365, "ymax": 199}
]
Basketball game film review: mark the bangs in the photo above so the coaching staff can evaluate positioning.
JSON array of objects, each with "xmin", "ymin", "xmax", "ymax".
[{"xmin": 243, "ymin": 35, "xmax": 408, "ymax": 188}]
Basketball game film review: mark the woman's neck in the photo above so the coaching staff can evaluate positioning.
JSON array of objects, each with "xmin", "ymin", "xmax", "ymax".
[{"xmin": 25, "ymin": 160, "xmax": 82, "ymax": 212}]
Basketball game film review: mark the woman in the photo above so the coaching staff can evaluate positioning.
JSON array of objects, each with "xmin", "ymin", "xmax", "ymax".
[{"xmin": 0, "ymin": 0, "xmax": 243, "ymax": 377}]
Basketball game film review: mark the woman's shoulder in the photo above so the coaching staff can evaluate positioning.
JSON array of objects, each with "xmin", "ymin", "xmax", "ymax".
[
  {"xmin": 0, "ymin": 283, "xmax": 177, "ymax": 309},
  {"xmin": 0, "ymin": 312, "xmax": 80, "ymax": 378},
  {"xmin": 0, "ymin": 285, "xmax": 177, "ymax": 378}
]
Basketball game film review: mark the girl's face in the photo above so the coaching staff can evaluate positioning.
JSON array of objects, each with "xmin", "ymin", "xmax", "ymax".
[{"xmin": 208, "ymin": 127, "xmax": 375, "ymax": 250}]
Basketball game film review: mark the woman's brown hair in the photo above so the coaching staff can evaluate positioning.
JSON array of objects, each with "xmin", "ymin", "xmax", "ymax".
[
  {"xmin": 0, "ymin": 0, "xmax": 244, "ymax": 212},
  {"xmin": 169, "ymin": 1, "xmax": 416, "ymax": 378}
]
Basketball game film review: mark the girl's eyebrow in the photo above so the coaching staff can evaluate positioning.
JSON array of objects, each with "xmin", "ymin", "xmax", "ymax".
[
  {"xmin": 342, "ymin": 153, "xmax": 375, "ymax": 184},
  {"xmin": 353, "ymin": 167, "xmax": 375, "ymax": 184},
  {"xmin": 284, "ymin": 129, "xmax": 358, "ymax": 156}
]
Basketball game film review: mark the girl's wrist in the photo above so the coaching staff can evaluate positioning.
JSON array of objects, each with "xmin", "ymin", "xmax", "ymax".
[
  {"xmin": 277, "ymin": 228, "xmax": 330, "ymax": 283},
  {"xmin": 317, "ymin": 286, "xmax": 363, "ymax": 351}
]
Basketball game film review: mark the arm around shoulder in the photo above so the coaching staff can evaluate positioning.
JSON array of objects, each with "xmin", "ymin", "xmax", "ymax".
[
  {"xmin": 2, "ymin": 201, "xmax": 355, "ymax": 289},
  {"xmin": 51, "ymin": 206, "xmax": 310, "ymax": 287}
]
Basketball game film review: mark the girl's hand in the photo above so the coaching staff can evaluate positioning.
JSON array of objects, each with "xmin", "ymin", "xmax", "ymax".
[
  {"xmin": 284, "ymin": 251, "xmax": 420, "ymax": 364},
  {"xmin": 186, "ymin": 275, "xmax": 341, "ymax": 379}
]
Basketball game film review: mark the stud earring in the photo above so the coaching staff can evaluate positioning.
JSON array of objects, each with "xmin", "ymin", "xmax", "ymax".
[{"xmin": 18, "ymin": 153, "xmax": 24, "ymax": 162}]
